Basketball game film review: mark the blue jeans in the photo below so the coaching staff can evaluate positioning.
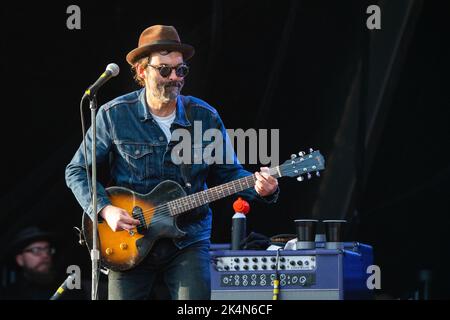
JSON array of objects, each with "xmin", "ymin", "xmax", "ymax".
[{"xmin": 108, "ymin": 238, "xmax": 211, "ymax": 300}]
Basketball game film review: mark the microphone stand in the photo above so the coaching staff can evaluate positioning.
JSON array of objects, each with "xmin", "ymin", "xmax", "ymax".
[{"xmin": 88, "ymin": 94, "xmax": 100, "ymax": 300}]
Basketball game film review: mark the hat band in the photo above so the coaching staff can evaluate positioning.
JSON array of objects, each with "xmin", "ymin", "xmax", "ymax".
[{"xmin": 145, "ymin": 39, "xmax": 182, "ymax": 46}]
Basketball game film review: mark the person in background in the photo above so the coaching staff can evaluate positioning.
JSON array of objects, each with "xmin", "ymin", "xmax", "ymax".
[
  {"xmin": 0, "ymin": 226, "xmax": 58, "ymax": 299},
  {"xmin": 2, "ymin": 226, "xmax": 87, "ymax": 300}
]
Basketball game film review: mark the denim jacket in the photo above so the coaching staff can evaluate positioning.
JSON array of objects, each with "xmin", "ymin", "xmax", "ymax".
[{"xmin": 65, "ymin": 88, "xmax": 279, "ymax": 249}]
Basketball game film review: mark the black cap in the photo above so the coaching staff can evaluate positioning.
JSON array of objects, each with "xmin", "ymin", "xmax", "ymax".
[{"xmin": 10, "ymin": 227, "xmax": 55, "ymax": 255}]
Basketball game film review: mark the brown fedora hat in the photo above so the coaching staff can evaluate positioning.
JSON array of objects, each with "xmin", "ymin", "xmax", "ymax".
[{"xmin": 126, "ymin": 25, "xmax": 195, "ymax": 65}]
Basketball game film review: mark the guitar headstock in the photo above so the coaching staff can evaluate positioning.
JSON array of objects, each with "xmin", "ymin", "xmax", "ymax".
[{"xmin": 279, "ymin": 149, "xmax": 325, "ymax": 181}]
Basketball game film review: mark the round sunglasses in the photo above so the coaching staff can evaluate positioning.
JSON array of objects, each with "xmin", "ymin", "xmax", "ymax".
[{"xmin": 148, "ymin": 63, "xmax": 189, "ymax": 78}]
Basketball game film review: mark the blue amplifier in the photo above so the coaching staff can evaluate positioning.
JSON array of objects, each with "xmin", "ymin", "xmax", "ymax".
[{"xmin": 209, "ymin": 242, "xmax": 373, "ymax": 300}]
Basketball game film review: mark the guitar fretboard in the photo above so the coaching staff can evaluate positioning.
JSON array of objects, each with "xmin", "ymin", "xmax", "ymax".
[{"xmin": 168, "ymin": 167, "xmax": 280, "ymax": 216}]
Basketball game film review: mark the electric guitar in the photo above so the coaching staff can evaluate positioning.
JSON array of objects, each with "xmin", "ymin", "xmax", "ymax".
[{"xmin": 82, "ymin": 150, "xmax": 325, "ymax": 271}]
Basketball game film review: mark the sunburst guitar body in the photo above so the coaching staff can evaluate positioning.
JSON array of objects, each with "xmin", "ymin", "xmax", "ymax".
[{"xmin": 83, "ymin": 181, "xmax": 187, "ymax": 271}]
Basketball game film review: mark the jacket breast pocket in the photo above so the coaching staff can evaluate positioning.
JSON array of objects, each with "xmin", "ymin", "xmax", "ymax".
[{"xmin": 116, "ymin": 143, "xmax": 154, "ymax": 180}]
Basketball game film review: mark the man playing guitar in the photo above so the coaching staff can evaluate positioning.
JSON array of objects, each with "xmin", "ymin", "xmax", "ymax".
[{"xmin": 65, "ymin": 25, "xmax": 279, "ymax": 300}]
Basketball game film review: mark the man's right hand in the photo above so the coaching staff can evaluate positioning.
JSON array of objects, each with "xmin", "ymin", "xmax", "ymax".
[{"xmin": 99, "ymin": 205, "xmax": 140, "ymax": 232}]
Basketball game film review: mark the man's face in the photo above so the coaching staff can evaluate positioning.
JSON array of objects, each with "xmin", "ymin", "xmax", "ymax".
[
  {"xmin": 141, "ymin": 51, "xmax": 186, "ymax": 103},
  {"xmin": 16, "ymin": 241, "xmax": 53, "ymax": 274}
]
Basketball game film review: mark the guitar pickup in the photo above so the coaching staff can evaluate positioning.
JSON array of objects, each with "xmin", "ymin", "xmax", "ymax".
[{"xmin": 132, "ymin": 206, "xmax": 147, "ymax": 235}]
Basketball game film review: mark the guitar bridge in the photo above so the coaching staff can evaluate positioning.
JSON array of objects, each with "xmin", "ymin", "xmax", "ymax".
[{"xmin": 132, "ymin": 206, "xmax": 147, "ymax": 235}]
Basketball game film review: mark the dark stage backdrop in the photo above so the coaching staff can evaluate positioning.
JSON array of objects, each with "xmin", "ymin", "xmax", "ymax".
[{"xmin": 0, "ymin": 1, "xmax": 449, "ymax": 299}]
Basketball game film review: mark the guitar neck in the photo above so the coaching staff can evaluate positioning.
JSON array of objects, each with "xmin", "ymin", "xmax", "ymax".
[{"xmin": 169, "ymin": 167, "xmax": 281, "ymax": 216}]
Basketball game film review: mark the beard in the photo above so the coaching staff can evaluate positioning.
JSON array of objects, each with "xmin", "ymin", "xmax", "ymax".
[
  {"xmin": 23, "ymin": 263, "xmax": 56, "ymax": 286},
  {"xmin": 151, "ymin": 79, "xmax": 184, "ymax": 103}
]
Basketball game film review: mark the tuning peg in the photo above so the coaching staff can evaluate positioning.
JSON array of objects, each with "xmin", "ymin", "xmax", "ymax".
[
  {"xmin": 307, "ymin": 173, "xmax": 312, "ymax": 180},
  {"xmin": 298, "ymin": 151, "xmax": 305, "ymax": 157},
  {"xmin": 316, "ymin": 171, "xmax": 320, "ymax": 177},
  {"xmin": 291, "ymin": 154, "xmax": 297, "ymax": 159},
  {"xmin": 297, "ymin": 176, "xmax": 304, "ymax": 182}
]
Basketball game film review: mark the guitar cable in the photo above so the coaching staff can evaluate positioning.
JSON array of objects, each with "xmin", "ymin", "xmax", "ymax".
[
  {"xmin": 272, "ymin": 248, "xmax": 282, "ymax": 300},
  {"xmin": 80, "ymin": 95, "xmax": 93, "ymax": 197}
]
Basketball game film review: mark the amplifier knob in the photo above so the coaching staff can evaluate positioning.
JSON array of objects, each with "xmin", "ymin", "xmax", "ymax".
[
  {"xmin": 297, "ymin": 261, "xmax": 303, "ymax": 266},
  {"xmin": 105, "ymin": 248, "xmax": 113, "ymax": 255},
  {"xmin": 290, "ymin": 261, "xmax": 296, "ymax": 266},
  {"xmin": 252, "ymin": 265, "xmax": 258, "ymax": 270},
  {"xmin": 271, "ymin": 265, "xmax": 276, "ymax": 269},
  {"xmin": 243, "ymin": 258, "xmax": 249, "ymax": 263},
  {"xmin": 243, "ymin": 265, "xmax": 249, "ymax": 270},
  {"xmin": 120, "ymin": 243, "xmax": 128, "ymax": 250},
  {"xmin": 234, "ymin": 258, "xmax": 240, "ymax": 263},
  {"xmin": 234, "ymin": 265, "xmax": 240, "ymax": 270},
  {"xmin": 280, "ymin": 265, "xmax": 286, "ymax": 270},
  {"xmin": 262, "ymin": 265, "xmax": 267, "ymax": 270},
  {"xmin": 224, "ymin": 266, "xmax": 230, "ymax": 271},
  {"xmin": 252, "ymin": 257, "xmax": 258, "ymax": 263}
]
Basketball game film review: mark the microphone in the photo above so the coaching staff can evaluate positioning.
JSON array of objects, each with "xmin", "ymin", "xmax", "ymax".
[{"xmin": 83, "ymin": 63, "xmax": 120, "ymax": 99}]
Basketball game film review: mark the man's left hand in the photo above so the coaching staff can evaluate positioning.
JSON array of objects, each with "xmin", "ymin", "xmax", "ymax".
[{"xmin": 255, "ymin": 167, "xmax": 278, "ymax": 197}]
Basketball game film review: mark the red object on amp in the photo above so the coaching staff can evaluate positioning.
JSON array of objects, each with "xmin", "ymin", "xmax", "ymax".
[{"xmin": 233, "ymin": 197, "xmax": 250, "ymax": 215}]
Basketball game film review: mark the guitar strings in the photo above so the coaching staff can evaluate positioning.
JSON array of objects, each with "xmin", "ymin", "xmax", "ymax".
[
  {"xmin": 127, "ymin": 166, "xmax": 303, "ymax": 226},
  {"xmin": 136, "ymin": 175, "xmax": 259, "ymax": 225},
  {"xmin": 139, "ymin": 173, "xmax": 260, "ymax": 219},
  {"xmin": 107, "ymin": 164, "xmax": 310, "ymax": 227}
]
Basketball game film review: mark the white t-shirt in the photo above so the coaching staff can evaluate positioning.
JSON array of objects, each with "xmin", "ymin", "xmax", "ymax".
[{"xmin": 151, "ymin": 110, "xmax": 176, "ymax": 142}]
